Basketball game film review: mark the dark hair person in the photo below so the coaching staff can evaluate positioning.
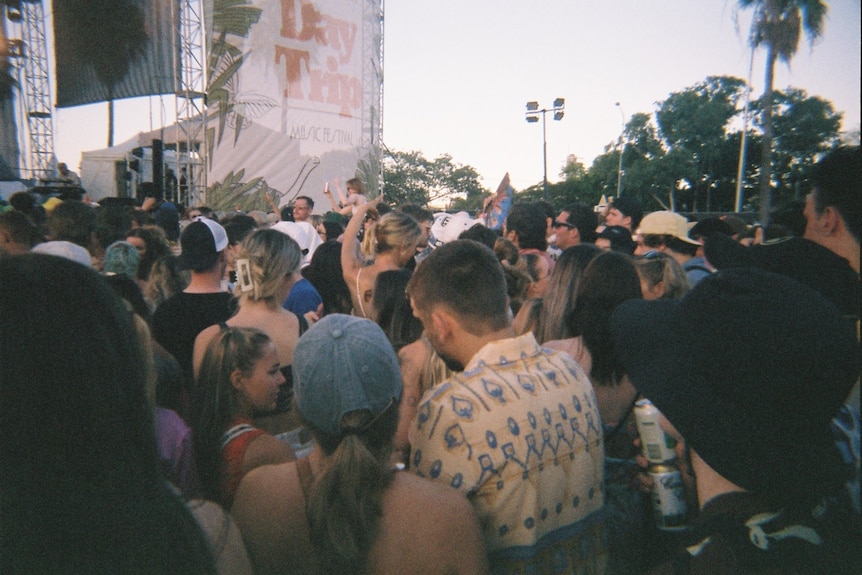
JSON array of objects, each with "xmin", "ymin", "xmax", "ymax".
[{"xmin": 0, "ymin": 254, "xmax": 249, "ymax": 575}]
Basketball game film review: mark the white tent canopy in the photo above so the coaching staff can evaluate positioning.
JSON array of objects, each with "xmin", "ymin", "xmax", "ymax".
[
  {"xmin": 80, "ymin": 134, "xmax": 180, "ymax": 202},
  {"xmin": 79, "ymin": 136, "xmax": 140, "ymax": 202}
]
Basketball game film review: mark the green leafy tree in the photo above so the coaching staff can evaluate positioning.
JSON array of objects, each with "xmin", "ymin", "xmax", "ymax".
[
  {"xmin": 586, "ymin": 147, "xmax": 625, "ymax": 203},
  {"xmin": 617, "ymin": 112, "xmax": 673, "ymax": 211},
  {"xmin": 758, "ymin": 88, "xmax": 841, "ymax": 200},
  {"xmin": 656, "ymin": 76, "xmax": 746, "ymax": 211},
  {"xmin": 560, "ymin": 154, "xmax": 587, "ymax": 181},
  {"xmin": 737, "ymin": 0, "xmax": 828, "ymax": 223},
  {"xmin": 383, "ymin": 149, "xmax": 487, "ymax": 210}
]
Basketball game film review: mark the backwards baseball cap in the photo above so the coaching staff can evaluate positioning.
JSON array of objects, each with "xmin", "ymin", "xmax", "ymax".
[
  {"xmin": 428, "ymin": 211, "xmax": 482, "ymax": 249},
  {"xmin": 178, "ymin": 217, "xmax": 228, "ymax": 271},
  {"xmin": 612, "ymin": 267, "xmax": 859, "ymax": 505},
  {"xmin": 636, "ymin": 211, "xmax": 699, "ymax": 245},
  {"xmin": 292, "ymin": 314, "xmax": 402, "ymax": 436}
]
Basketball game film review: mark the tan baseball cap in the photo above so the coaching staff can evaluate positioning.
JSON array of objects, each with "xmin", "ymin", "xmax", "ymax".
[{"xmin": 636, "ymin": 211, "xmax": 699, "ymax": 245}]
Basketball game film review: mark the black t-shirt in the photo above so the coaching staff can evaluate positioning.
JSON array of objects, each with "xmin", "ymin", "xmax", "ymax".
[{"xmin": 152, "ymin": 291, "xmax": 236, "ymax": 404}]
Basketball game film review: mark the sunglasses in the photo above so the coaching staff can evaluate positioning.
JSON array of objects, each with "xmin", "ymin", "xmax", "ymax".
[{"xmin": 552, "ymin": 221, "xmax": 575, "ymax": 230}]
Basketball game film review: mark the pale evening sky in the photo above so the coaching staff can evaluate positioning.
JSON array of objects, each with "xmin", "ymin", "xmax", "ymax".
[{"xmin": 53, "ymin": 1, "xmax": 861, "ymax": 192}]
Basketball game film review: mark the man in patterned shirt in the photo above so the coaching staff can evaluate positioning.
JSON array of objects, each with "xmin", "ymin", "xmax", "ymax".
[{"xmin": 407, "ymin": 240, "xmax": 608, "ymax": 573}]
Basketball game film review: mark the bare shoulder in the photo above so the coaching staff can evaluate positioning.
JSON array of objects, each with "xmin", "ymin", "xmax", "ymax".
[
  {"xmin": 543, "ymin": 337, "xmax": 569, "ymax": 353},
  {"xmin": 194, "ymin": 322, "xmax": 220, "ymax": 351},
  {"xmin": 397, "ymin": 340, "xmax": 428, "ymax": 385},
  {"xmin": 377, "ymin": 473, "xmax": 488, "ymax": 574},
  {"xmin": 242, "ymin": 434, "xmax": 295, "ymax": 473},
  {"xmin": 544, "ymin": 336, "xmax": 590, "ymax": 372},
  {"xmin": 398, "ymin": 339, "xmax": 428, "ymax": 367},
  {"xmin": 232, "ymin": 461, "xmax": 296, "ymax": 517},
  {"xmin": 384, "ymin": 473, "xmax": 480, "ymax": 534},
  {"xmin": 192, "ymin": 323, "xmax": 221, "ymax": 377},
  {"xmin": 231, "ymin": 462, "xmax": 311, "ymax": 575}
]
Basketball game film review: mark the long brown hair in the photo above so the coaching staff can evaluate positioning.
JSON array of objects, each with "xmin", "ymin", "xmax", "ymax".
[
  {"xmin": 304, "ymin": 405, "xmax": 399, "ymax": 574},
  {"xmin": 194, "ymin": 327, "xmax": 272, "ymax": 502}
]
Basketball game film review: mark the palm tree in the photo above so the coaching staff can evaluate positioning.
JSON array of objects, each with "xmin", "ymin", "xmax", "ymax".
[
  {"xmin": 55, "ymin": 0, "xmax": 148, "ymax": 147},
  {"xmin": 738, "ymin": 0, "xmax": 827, "ymax": 224}
]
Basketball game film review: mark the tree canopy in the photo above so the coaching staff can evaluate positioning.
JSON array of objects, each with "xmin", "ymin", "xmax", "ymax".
[{"xmin": 381, "ymin": 75, "xmax": 845, "ymax": 220}]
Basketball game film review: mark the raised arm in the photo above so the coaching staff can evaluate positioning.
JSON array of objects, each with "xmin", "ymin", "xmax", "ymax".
[
  {"xmin": 265, "ymin": 190, "xmax": 282, "ymax": 220},
  {"xmin": 341, "ymin": 195, "xmax": 383, "ymax": 278},
  {"xmin": 322, "ymin": 182, "xmax": 343, "ymax": 214},
  {"xmin": 331, "ymin": 177, "xmax": 349, "ymax": 205}
]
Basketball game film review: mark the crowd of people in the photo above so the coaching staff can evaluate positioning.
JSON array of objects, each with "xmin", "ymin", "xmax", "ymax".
[{"xmin": 0, "ymin": 146, "xmax": 858, "ymax": 574}]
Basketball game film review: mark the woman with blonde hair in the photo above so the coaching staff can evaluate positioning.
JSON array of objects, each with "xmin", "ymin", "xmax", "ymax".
[
  {"xmin": 194, "ymin": 327, "xmax": 294, "ymax": 508},
  {"xmin": 231, "ymin": 315, "xmax": 487, "ymax": 575},
  {"xmin": 194, "ymin": 228, "xmax": 309, "ymax": 438},
  {"xmin": 512, "ymin": 244, "xmax": 601, "ymax": 341},
  {"xmin": 341, "ymin": 197, "xmax": 421, "ymax": 319},
  {"xmin": 632, "ymin": 250, "xmax": 691, "ymax": 300},
  {"xmin": 144, "ymin": 254, "xmax": 190, "ymax": 312}
]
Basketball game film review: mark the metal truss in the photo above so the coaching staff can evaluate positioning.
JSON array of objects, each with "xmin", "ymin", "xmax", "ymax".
[
  {"xmin": 173, "ymin": 0, "xmax": 206, "ymax": 206},
  {"xmin": 7, "ymin": 0, "xmax": 55, "ymax": 182}
]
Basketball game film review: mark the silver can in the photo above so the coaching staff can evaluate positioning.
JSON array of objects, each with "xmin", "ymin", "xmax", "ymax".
[
  {"xmin": 648, "ymin": 463, "xmax": 688, "ymax": 530},
  {"xmin": 634, "ymin": 398, "xmax": 677, "ymax": 463}
]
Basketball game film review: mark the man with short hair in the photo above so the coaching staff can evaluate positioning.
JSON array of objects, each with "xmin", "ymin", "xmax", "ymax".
[
  {"xmin": 552, "ymin": 204, "xmax": 597, "ymax": 250},
  {"xmin": 47, "ymin": 199, "xmax": 96, "ymax": 251},
  {"xmin": 152, "ymin": 218, "xmax": 235, "ymax": 418},
  {"xmin": 291, "ymin": 196, "xmax": 314, "ymax": 223},
  {"xmin": 0, "ymin": 210, "xmax": 42, "ymax": 255},
  {"xmin": 603, "ymin": 195, "xmax": 642, "ymax": 232},
  {"xmin": 504, "ymin": 203, "xmax": 547, "ymax": 252},
  {"xmin": 636, "ymin": 211, "xmax": 710, "ymax": 285},
  {"xmin": 803, "ymin": 146, "xmax": 860, "ymax": 274},
  {"xmin": 505, "ymin": 202, "xmax": 554, "ymax": 272},
  {"xmin": 407, "ymin": 240, "xmax": 607, "ymax": 572}
]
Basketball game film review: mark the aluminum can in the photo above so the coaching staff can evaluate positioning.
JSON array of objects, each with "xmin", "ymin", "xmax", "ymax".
[
  {"xmin": 648, "ymin": 462, "xmax": 688, "ymax": 530},
  {"xmin": 634, "ymin": 398, "xmax": 677, "ymax": 463}
]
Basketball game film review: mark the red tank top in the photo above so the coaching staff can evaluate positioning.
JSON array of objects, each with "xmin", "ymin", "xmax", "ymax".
[{"xmin": 219, "ymin": 418, "xmax": 267, "ymax": 507}]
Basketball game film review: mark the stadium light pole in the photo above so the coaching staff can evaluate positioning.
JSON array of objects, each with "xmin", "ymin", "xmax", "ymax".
[
  {"xmin": 615, "ymin": 102, "xmax": 625, "ymax": 197},
  {"xmin": 525, "ymin": 98, "xmax": 565, "ymax": 201}
]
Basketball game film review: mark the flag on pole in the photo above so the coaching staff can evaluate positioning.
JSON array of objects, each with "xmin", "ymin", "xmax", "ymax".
[{"xmin": 483, "ymin": 172, "xmax": 513, "ymax": 231}]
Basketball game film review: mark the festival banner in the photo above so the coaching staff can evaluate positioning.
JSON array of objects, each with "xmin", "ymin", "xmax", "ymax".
[{"xmin": 204, "ymin": 0, "xmax": 382, "ymax": 212}]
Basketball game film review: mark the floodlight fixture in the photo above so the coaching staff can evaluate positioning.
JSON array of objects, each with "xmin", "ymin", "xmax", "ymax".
[{"xmin": 524, "ymin": 97, "xmax": 566, "ymax": 201}]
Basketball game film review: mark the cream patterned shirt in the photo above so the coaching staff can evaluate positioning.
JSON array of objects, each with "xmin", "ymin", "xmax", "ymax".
[{"xmin": 410, "ymin": 334, "xmax": 608, "ymax": 573}]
